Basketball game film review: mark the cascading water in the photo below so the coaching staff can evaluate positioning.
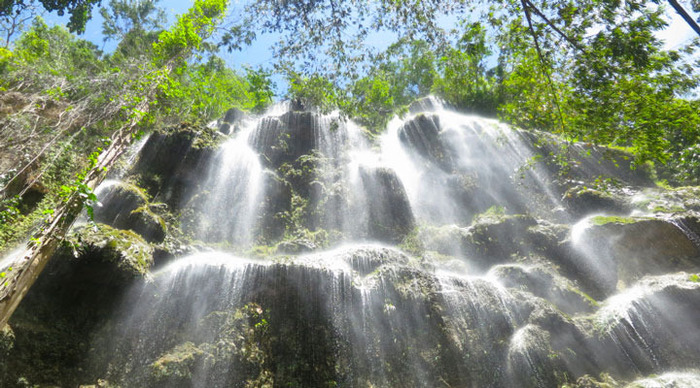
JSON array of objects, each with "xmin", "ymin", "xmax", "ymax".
[
  {"xmin": 190, "ymin": 122, "xmax": 264, "ymax": 245},
  {"xmin": 5, "ymin": 97, "xmax": 700, "ymax": 387},
  {"xmin": 379, "ymin": 100, "xmax": 563, "ymax": 226}
]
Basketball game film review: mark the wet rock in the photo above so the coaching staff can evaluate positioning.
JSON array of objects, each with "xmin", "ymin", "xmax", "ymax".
[
  {"xmin": 625, "ymin": 371, "xmax": 700, "ymax": 388},
  {"xmin": 3, "ymin": 224, "xmax": 153, "ymax": 386},
  {"xmin": 407, "ymin": 96, "xmax": 445, "ymax": 114},
  {"xmin": 64, "ymin": 223, "xmax": 154, "ymax": 281},
  {"xmin": 569, "ymin": 373, "xmax": 621, "ymax": 387},
  {"xmin": 250, "ymin": 111, "xmax": 320, "ymax": 167},
  {"xmin": 149, "ymin": 342, "xmax": 205, "ymax": 385},
  {"xmin": 277, "ymin": 238, "xmax": 317, "ymax": 254},
  {"xmin": 490, "ymin": 264, "xmax": 598, "ymax": 314},
  {"xmin": 462, "ymin": 214, "xmax": 537, "ymax": 268},
  {"xmin": 359, "ymin": 166, "xmax": 415, "ymax": 243},
  {"xmin": 590, "ymin": 274, "xmax": 700, "ymax": 377},
  {"xmin": 258, "ymin": 170, "xmax": 293, "ymax": 241},
  {"xmin": 419, "ymin": 214, "xmax": 562, "ymax": 271},
  {"xmin": 506, "ymin": 324, "xmax": 572, "ymax": 388},
  {"xmin": 94, "ymin": 182, "xmax": 167, "ymax": 243},
  {"xmin": 0, "ymin": 324, "xmax": 14, "ymax": 376},
  {"xmin": 217, "ymin": 107, "xmax": 246, "ymax": 135},
  {"xmin": 519, "ymin": 131, "xmax": 654, "ymax": 189},
  {"xmin": 563, "ymin": 186, "xmax": 632, "ymax": 217},
  {"xmin": 398, "ymin": 113, "xmax": 453, "ymax": 171},
  {"xmin": 578, "ymin": 216, "xmax": 700, "ymax": 289},
  {"xmin": 134, "ymin": 123, "xmax": 221, "ymax": 206},
  {"xmin": 0, "ymin": 324, "xmax": 13, "ymax": 356}
]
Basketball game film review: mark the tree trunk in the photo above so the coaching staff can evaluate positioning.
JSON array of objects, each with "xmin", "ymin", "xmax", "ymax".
[{"xmin": 0, "ymin": 99, "xmax": 148, "ymax": 328}]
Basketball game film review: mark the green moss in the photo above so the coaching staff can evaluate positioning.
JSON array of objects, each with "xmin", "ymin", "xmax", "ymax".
[
  {"xmin": 589, "ymin": 215, "xmax": 639, "ymax": 226},
  {"xmin": 567, "ymin": 286, "xmax": 600, "ymax": 308},
  {"xmin": 115, "ymin": 181, "xmax": 150, "ymax": 202},
  {"xmin": 150, "ymin": 342, "xmax": 204, "ymax": 382},
  {"xmin": 399, "ymin": 227, "xmax": 424, "ymax": 256},
  {"xmin": 651, "ymin": 205, "xmax": 685, "ymax": 213},
  {"xmin": 248, "ymin": 244, "xmax": 278, "ymax": 258},
  {"xmin": 689, "ymin": 274, "xmax": 700, "ymax": 283},
  {"xmin": 68, "ymin": 223, "xmax": 154, "ymax": 277},
  {"xmin": 160, "ymin": 122, "xmax": 224, "ymax": 151},
  {"xmin": 472, "ymin": 205, "xmax": 506, "ymax": 224}
]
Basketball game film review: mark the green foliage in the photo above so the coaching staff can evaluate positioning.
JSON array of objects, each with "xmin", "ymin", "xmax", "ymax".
[
  {"xmin": 157, "ymin": 56, "xmax": 272, "ymax": 121},
  {"xmin": 0, "ymin": 0, "xmax": 102, "ymax": 33},
  {"xmin": 285, "ymin": 70, "xmax": 340, "ymax": 113},
  {"xmin": 472, "ymin": 205, "xmax": 507, "ymax": 223},
  {"xmin": 100, "ymin": 0, "xmax": 166, "ymax": 43},
  {"xmin": 245, "ymin": 66, "xmax": 275, "ymax": 112},
  {"xmin": 432, "ymin": 22, "xmax": 500, "ymax": 115},
  {"xmin": 7, "ymin": 17, "xmax": 104, "ymax": 94},
  {"xmin": 152, "ymin": 0, "xmax": 228, "ymax": 66},
  {"xmin": 236, "ymin": 0, "xmax": 700, "ymax": 185},
  {"xmin": 0, "ymin": 196, "xmax": 21, "ymax": 225}
]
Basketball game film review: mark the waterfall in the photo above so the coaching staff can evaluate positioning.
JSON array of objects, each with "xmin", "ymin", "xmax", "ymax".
[
  {"xmin": 192, "ymin": 123, "xmax": 264, "ymax": 245},
  {"xmin": 7, "ymin": 97, "xmax": 700, "ymax": 388}
]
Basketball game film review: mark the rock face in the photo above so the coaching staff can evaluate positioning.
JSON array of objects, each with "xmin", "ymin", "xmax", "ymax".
[
  {"xmin": 251, "ymin": 111, "xmax": 322, "ymax": 168},
  {"xmin": 398, "ymin": 113, "xmax": 453, "ymax": 171},
  {"xmin": 2, "ymin": 224, "xmax": 154, "ymax": 386},
  {"xmin": 575, "ymin": 217, "xmax": 700, "ymax": 292},
  {"xmin": 359, "ymin": 166, "xmax": 415, "ymax": 243},
  {"xmin": 94, "ymin": 182, "xmax": 167, "ymax": 243},
  {"xmin": 5, "ymin": 100, "xmax": 700, "ymax": 388},
  {"xmin": 217, "ymin": 107, "xmax": 246, "ymax": 135}
]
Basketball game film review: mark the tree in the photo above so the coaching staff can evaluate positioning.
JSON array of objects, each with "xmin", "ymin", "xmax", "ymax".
[
  {"xmin": 0, "ymin": 0, "xmax": 101, "ymax": 33},
  {"xmin": 0, "ymin": 0, "xmax": 230, "ymax": 328},
  {"xmin": 99, "ymin": 0, "xmax": 165, "ymax": 43},
  {"xmin": 0, "ymin": 0, "xmax": 40, "ymax": 48}
]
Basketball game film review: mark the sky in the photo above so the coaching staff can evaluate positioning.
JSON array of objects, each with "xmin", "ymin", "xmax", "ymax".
[{"xmin": 30, "ymin": 0, "xmax": 700, "ymax": 96}]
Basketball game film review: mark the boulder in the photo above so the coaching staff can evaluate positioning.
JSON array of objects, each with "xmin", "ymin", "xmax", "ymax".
[
  {"xmin": 490, "ymin": 264, "xmax": 598, "ymax": 314},
  {"xmin": 407, "ymin": 96, "xmax": 445, "ymax": 114},
  {"xmin": 94, "ymin": 182, "xmax": 167, "ymax": 243},
  {"xmin": 398, "ymin": 113, "xmax": 453, "ymax": 171},
  {"xmin": 562, "ymin": 186, "xmax": 632, "ymax": 217},
  {"xmin": 64, "ymin": 223, "xmax": 154, "ymax": 282},
  {"xmin": 250, "ymin": 111, "xmax": 320, "ymax": 168},
  {"xmin": 134, "ymin": 123, "xmax": 222, "ymax": 207},
  {"xmin": 218, "ymin": 107, "xmax": 246, "ymax": 135},
  {"xmin": 359, "ymin": 167, "xmax": 415, "ymax": 243},
  {"xmin": 577, "ymin": 216, "xmax": 700, "ymax": 289}
]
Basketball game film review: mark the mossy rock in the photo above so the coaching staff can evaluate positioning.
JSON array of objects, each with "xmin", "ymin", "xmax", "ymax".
[
  {"xmin": 587, "ymin": 274, "xmax": 700, "ymax": 377},
  {"xmin": 519, "ymin": 131, "xmax": 654, "ymax": 189},
  {"xmin": 217, "ymin": 107, "xmax": 247, "ymax": 135},
  {"xmin": 577, "ymin": 216, "xmax": 700, "ymax": 289},
  {"xmin": 567, "ymin": 373, "xmax": 621, "ymax": 387},
  {"xmin": 562, "ymin": 186, "xmax": 631, "ymax": 217},
  {"xmin": 419, "ymin": 214, "xmax": 568, "ymax": 272},
  {"xmin": 633, "ymin": 186, "xmax": 700, "ymax": 214},
  {"xmin": 134, "ymin": 123, "xmax": 221, "ymax": 206},
  {"xmin": 4, "ymin": 225, "xmax": 153, "ymax": 387},
  {"xmin": 94, "ymin": 182, "xmax": 167, "ymax": 243},
  {"xmin": 150, "ymin": 342, "xmax": 205, "ymax": 384},
  {"xmin": 66, "ymin": 223, "xmax": 154, "ymax": 281},
  {"xmin": 398, "ymin": 113, "xmax": 453, "ymax": 171},
  {"xmin": 250, "ymin": 111, "xmax": 321, "ymax": 168},
  {"xmin": 489, "ymin": 264, "xmax": 598, "ymax": 314},
  {"xmin": 624, "ymin": 372, "xmax": 700, "ymax": 388}
]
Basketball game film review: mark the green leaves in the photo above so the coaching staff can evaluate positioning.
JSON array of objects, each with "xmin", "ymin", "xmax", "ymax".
[{"xmin": 152, "ymin": 0, "xmax": 228, "ymax": 66}]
